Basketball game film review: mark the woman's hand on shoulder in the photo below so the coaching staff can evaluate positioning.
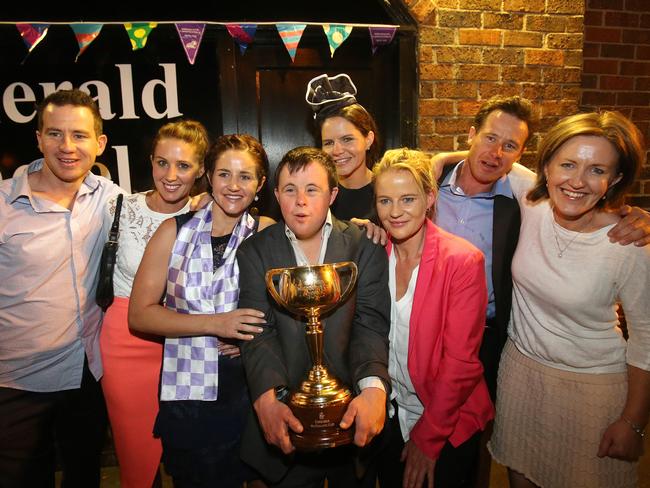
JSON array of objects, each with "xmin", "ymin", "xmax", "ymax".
[
  {"xmin": 189, "ymin": 192, "xmax": 212, "ymax": 211},
  {"xmin": 258, "ymin": 216, "xmax": 276, "ymax": 231},
  {"xmin": 350, "ymin": 218, "xmax": 387, "ymax": 246}
]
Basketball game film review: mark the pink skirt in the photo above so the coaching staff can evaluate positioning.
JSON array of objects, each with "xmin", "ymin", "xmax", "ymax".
[
  {"xmin": 488, "ymin": 340, "xmax": 636, "ymax": 488},
  {"xmin": 100, "ymin": 296, "xmax": 163, "ymax": 488}
]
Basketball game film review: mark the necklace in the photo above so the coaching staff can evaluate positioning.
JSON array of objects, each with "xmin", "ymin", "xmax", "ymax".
[{"xmin": 551, "ymin": 209, "xmax": 596, "ymax": 258}]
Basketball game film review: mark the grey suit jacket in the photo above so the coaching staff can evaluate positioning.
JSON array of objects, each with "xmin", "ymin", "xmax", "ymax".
[{"xmin": 236, "ymin": 217, "xmax": 390, "ymax": 482}]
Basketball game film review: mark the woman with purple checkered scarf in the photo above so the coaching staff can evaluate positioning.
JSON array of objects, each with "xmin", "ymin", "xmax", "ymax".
[{"xmin": 129, "ymin": 134, "xmax": 275, "ymax": 488}]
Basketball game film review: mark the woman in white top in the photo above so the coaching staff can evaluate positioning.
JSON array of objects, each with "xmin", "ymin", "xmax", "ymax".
[
  {"xmin": 489, "ymin": 111, "xmax": 650, "ymax": 488},
  {"xmin": 100, "ymin": 119, "xmax": 208, "ymax": 488},
  {"xmin": 369, "ymin": 149, "xmax": 493, "ymax": 488}
]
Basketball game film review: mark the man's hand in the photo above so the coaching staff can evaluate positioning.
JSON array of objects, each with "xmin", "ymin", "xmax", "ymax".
[
  {"xmin": 339, "ymin": 387, "xmax": 386, "ymax": 447},
  {"xmin": 401, "ymin": 440, "xmax": 435, "ymax": 488},
  {"xmin": 350, "ymin": 218, "xmax": 388, "ymax": 246},
  {"xmin": 608, "ymin": 205, "xmax": 650, "ymax": 247},
  {"xmin": 253, "ymin": 388, "xmax": 303, "ymax": 454},
  {"xmin": 597, "ymin": 418, "xmax": 645, "ymax": 461}
]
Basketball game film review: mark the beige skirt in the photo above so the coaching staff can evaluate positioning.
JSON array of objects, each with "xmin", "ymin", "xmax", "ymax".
[{"xmin": 488, "ymin": 340, "xmax": 637, "ymax": 488}]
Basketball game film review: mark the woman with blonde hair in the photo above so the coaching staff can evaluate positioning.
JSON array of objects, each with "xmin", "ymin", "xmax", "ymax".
[
  {"xmin": 370, "ymin": 148, "xmax": 493, "ymax": 487},
  {"xmin": 100, "ymin": 119, "xmax": 209, "ymax": 488},
  {"xmin": 489, "ymin": 111, "xmax": 650, "ymax": 487}
]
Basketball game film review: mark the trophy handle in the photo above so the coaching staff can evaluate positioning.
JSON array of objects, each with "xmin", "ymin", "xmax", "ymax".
[
  {"xmin": 265, "ymin": 267, "xmax": 288, "ymax": 308},
  {"xmin": 333, "ymin": 261, "xmax": 358, "ymax": 303}
]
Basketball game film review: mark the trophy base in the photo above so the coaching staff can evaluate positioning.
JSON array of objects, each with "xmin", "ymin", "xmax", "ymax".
[{"xmin": 289, "ymin": 401, "xmax": 354, "ymax": 451}]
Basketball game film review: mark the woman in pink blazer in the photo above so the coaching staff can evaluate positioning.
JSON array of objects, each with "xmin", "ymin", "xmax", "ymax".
[{"xmin": 369, "ymin": 148, "xmax": 494, "ymax": 488}]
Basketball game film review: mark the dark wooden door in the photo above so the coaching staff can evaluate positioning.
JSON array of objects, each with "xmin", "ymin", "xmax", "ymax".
[{"xmin": 216, "ymin": 26, "xmax": 416, "ymax": 217}]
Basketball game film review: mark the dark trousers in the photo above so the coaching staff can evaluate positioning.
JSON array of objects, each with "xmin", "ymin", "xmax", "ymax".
[
  {"xmin": 365, "ymin": 405, "xmax": 482, "ymax": 488},
  {"xmin": 270, "ymin": 445, "xmax": 363, "ymax": 488},
  {"xmin": 0, "ymin": 360, "xmax": 108, "ymax": 488}
]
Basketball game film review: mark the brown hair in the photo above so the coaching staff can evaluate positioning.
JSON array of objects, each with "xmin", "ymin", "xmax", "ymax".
[
  {"xmin": 205, "ymin": 134, "xmax": 269, "ymax": 185},
  {"xmin": 527, "ymin": 111, "xmax": 644, "ymax": 209},
  {"xmin": 473, "ymin": 95, "xmax": 535, "ymax": 145},
  {"xmin": 275, "ymin": 146, "xmax": 338, "ymax": 190},
  {"xmin": 316, "ymin": 103, "xmax": 381, "ymax": 168},
  {"xmin": 37, "ymin": 89, "xmax": 103, "ymax": 137},
  {"xmin": 151, "ymin": 119, "xmax": 210, "ymax": 166}
]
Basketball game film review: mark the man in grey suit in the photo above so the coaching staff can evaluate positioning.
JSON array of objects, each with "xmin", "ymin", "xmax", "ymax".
[{"xmin": 237, "ymin": 146, "xmax": 390, "ymax": 487}]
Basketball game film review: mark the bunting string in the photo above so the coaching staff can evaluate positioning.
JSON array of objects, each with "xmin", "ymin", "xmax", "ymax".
[{"xmin": 5, "ymin": 21, "xmax": 400, "ymax": 64}]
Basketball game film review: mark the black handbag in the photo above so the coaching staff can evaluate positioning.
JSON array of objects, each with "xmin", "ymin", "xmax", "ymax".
[{"xmin": 96, "ymin": 193, "xmax": 123, "ymax": 311}]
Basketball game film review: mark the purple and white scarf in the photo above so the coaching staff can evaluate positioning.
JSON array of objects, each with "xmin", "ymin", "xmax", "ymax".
[{"xmin": 160, "ymin": 205, "xmax": 257, "ymax": 401}]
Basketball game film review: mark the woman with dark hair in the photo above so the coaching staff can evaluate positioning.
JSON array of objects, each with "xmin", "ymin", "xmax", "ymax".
[
  {"xmin": 129, "ymin": 134, "xmax": 275, "ymax": 488},
  {"xmin": 100, "ymin": 119, "xmax": 208, "ymax": 488},
  {"xmin": 489, "ymin": 111, "xmax": 650, "ymax": 488},
  {"xmin": 306, "ymin": 73, "xmax": 381, "ymax": 221}
]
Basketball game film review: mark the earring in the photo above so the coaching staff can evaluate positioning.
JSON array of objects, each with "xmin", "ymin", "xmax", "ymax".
[
  {"xmin": 254, "ymin": 195, "xmax": 259, "ymax": 202},
  {"xmin": 602, "ymin": 194, "xmax": 606, "ymax": 201}
]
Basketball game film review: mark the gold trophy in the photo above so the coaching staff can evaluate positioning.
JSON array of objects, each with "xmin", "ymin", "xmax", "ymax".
[{"xmin": 265, "ymin": 261, "xmax": 358, "ymax": 450}]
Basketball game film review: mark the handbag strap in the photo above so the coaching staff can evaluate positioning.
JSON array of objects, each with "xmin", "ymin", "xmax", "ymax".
[{"xmin": 108, "ymin": 194, "xmax": 124, "ymax": 243}]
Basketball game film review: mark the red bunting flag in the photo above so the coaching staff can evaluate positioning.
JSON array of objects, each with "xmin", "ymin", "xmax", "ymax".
[
  {"xmin": 16, "ymin": 24, "xmax": 49, "ymax": 53},
  {"xmin": 70, "ymin": 24, "xmax": 103, "ymax": 62},
  {"xmin": 175, "ymin": 23, "xmax": 206, "ymax": 65},
  {"xmin": 226, "ymin": 24, "xmax": 257, "ymax": 54},
  {"xmin": 276, "ymin": 24, "xmax": 306, "ymax": 62}
]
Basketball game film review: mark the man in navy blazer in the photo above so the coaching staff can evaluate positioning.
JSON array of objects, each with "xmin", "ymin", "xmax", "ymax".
[{"xmin": 237, "ymin": 146, "xmax": 390, "ymax": 486}]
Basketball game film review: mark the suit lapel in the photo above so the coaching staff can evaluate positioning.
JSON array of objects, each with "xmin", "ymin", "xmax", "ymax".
[
  {"xmin": 323, "ymin": 217, "xmax": 352, "ymax": 263},
  {"xmin": 491, "ymin": 195, "xmax": 518, "ymax": 307}
]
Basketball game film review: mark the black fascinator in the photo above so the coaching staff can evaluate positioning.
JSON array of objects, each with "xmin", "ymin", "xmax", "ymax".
[{"xmin": 305, "ymin": 73, "xmax": 359, "ymax": 121}]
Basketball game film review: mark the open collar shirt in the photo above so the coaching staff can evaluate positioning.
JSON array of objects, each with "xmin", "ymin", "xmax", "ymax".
[
  {"xmin": 436, "ymin": 161, "xmax": 513, "ymax": 319},
  {"xmin": 0, "ymin": 159, "xmax": 122, "ymax": 392}
]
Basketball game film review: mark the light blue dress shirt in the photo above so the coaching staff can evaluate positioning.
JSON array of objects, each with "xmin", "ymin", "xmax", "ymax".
[{"xmin": 436, "ymin": 161, "xmax": 514, "ymax": 319}]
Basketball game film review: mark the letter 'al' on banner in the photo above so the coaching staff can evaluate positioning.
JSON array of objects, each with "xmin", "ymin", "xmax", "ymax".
[
  {"xmin": 226, "ymin": 24, "xmax": 257, "ymax": 55},
  {"xmin": 124, "ymin": 23, "xmax": 158, "ymax": 50},
  {"xmin": 175, "ymin": 23, "xmax": 206, "ymax": 65},
  {"xmin": 276, "ymin": 24, "xmax": 306, "ymax": 62},
  {"xmin": 323, "ymin": 24, "xmax": 353, "ymax": 58},
  {"xmin": 16, "ymin": 24, "xmax": 49, "ymax": 53},
  {"xmin": 369, "ymin": 27, "xmax": 396, "ymax": 54},
  {"xmin": 70, "ymin": 24, "xmax": 103, "ymax": 62}
]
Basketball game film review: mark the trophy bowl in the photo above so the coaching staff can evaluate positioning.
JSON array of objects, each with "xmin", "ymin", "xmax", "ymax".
[{"xmin": 265, "ymin": 261, "xmax": 358, "ymax": 450}]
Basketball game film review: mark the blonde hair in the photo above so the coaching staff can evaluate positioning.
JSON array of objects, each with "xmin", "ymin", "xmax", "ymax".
[{"xmin": 373, "ymin": 148, "xmax": 438, "ymax": 197}]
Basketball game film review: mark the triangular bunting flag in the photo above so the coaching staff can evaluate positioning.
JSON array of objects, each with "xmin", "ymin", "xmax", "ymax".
[
  {"xmin": 124, "ymin": 23, "xmax": 158, "ymax": 50},
  {"xmin": 369, "ymin": 27, "xmax": 397, "ymax": 54},
  {"xmin": 276, "ymin": 24, "xmax": 306, "ymax": 62},
  {"xmin": 175, "ymin": 23, "xmax": 206, "ymax": 65},
  {"xmin": 70, "ymin": 24, "xmax": 103, "ymax": 62},
  {"xmin": 226, "ymin": 24, "xmax": 257, "ymax": 55},
  {"xmin": 16, "ymin": 24, "xmax": 49, "ymax": 53},
  {"xmin": 323, "ymin": 24, "xmax": 353, "ymax": 57}
]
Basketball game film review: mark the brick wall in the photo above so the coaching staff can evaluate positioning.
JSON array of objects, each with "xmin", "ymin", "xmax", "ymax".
[
  {"xmin": 581, "ymin": 0, "xmax": 650, "ymax": 208},
  {"xmin": 405, "ymin": 0, "xmax": 584, "ymax": 166},
  {"xmin": 404, "ymin": 0, "xmax": 649, "ymax": 208}
]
